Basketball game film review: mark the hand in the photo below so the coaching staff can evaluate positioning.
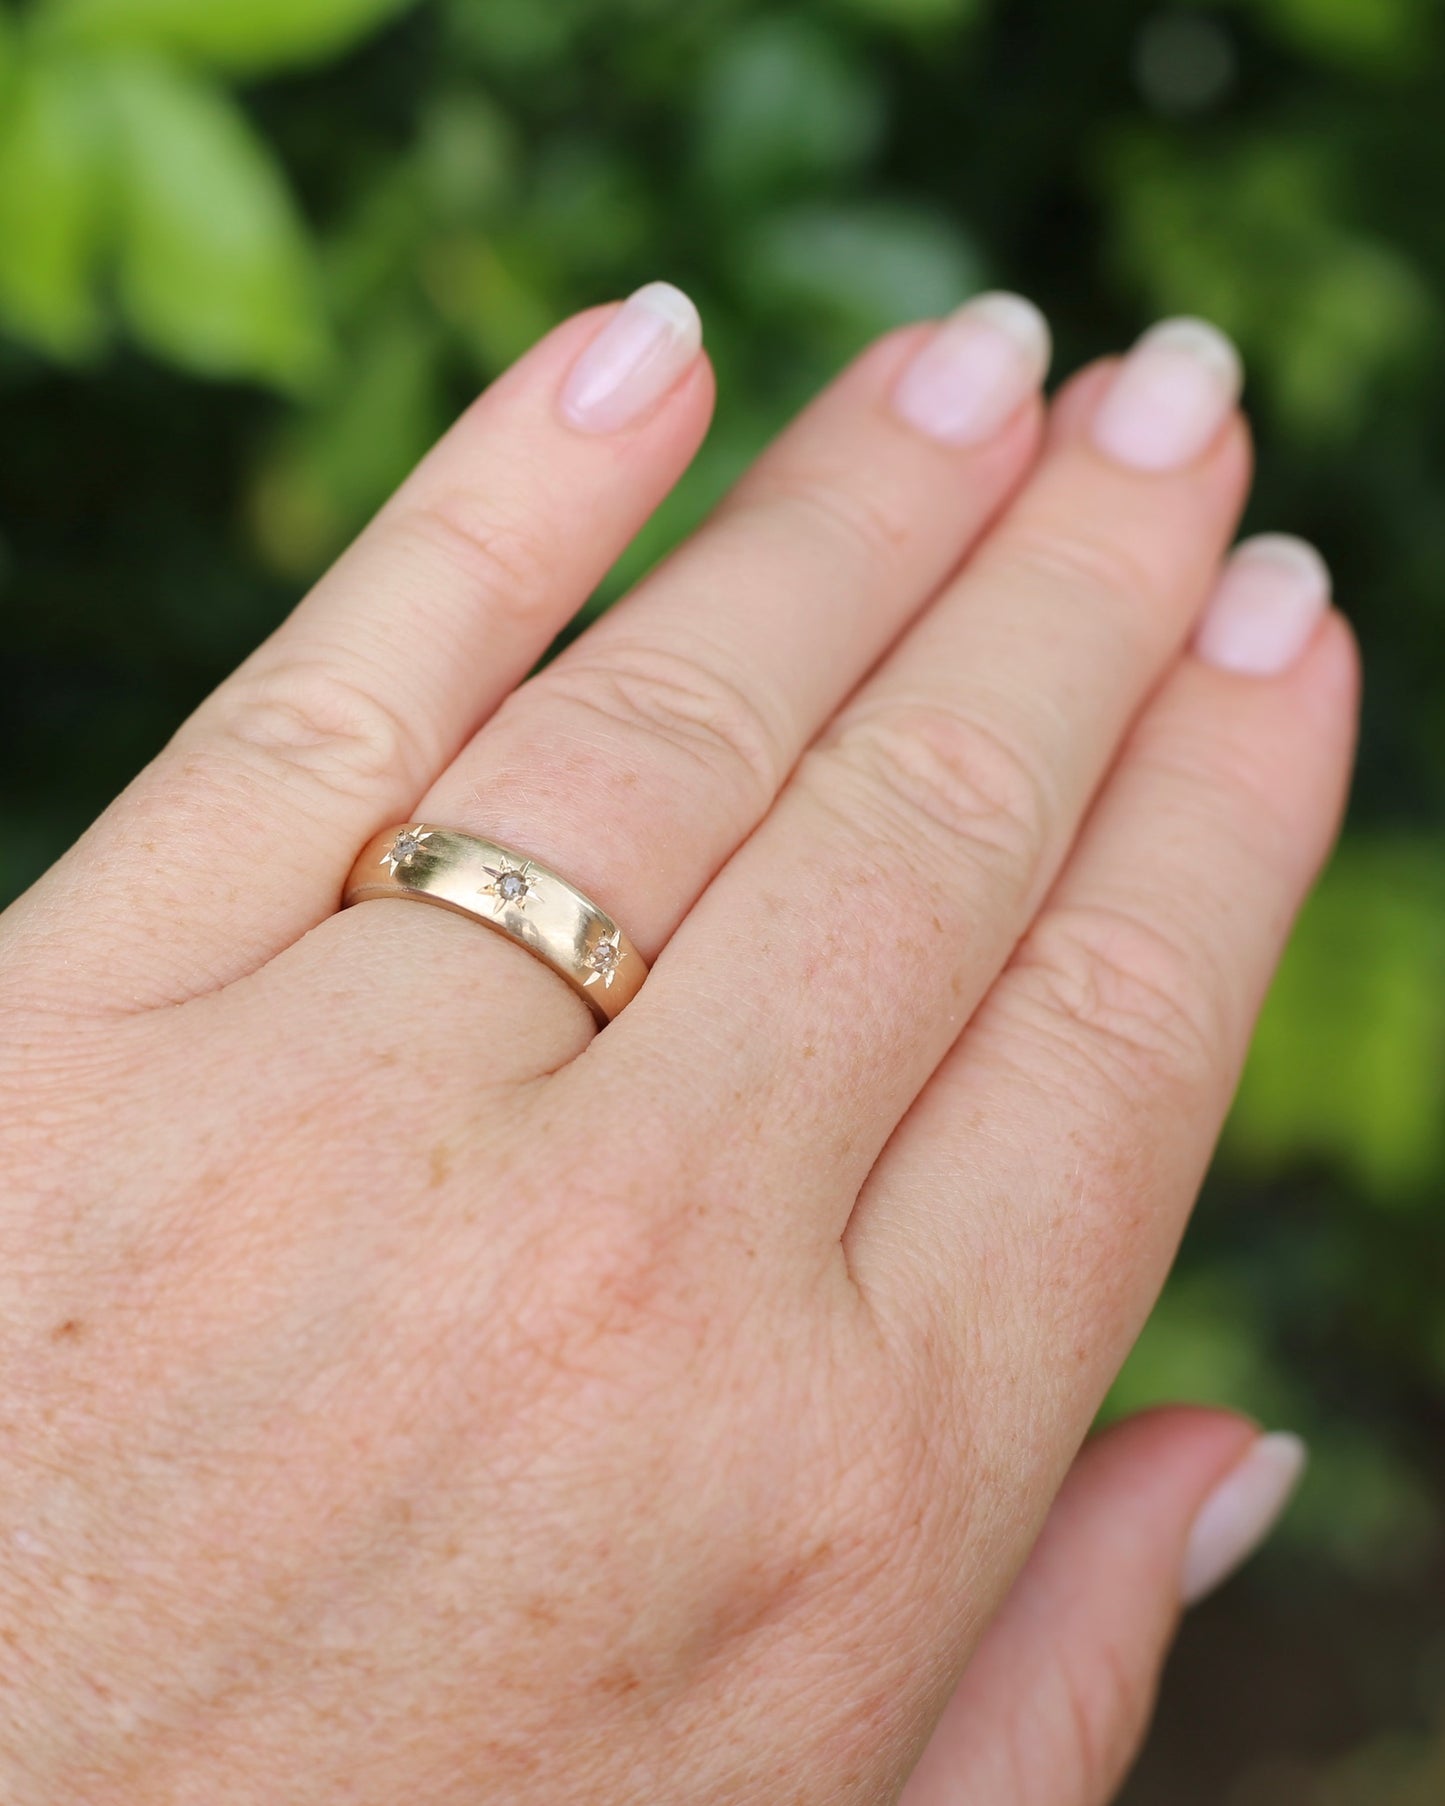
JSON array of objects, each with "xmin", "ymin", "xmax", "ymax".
[{"xmin": 0, "ymin": 286, "xmax": 1355, "ymax": 1804}]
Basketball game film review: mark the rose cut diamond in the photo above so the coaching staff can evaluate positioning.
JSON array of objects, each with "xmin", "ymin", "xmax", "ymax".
[
  {"xmin": 382, "ymin": 827, "xmax": 434, "ymax": 874},
  {"xmin": 585, "ymin": 937, "xmax": 623, "ymax": 988},
  {"xmin": 482, "ymin": 860, "xmax": 538, "ymax": 913}
]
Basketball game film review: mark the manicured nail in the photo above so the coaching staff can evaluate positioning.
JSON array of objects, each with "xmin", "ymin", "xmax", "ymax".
[
  {"xmin": 1194, "ymin": 535, "xmax": 1332, "ymax": 676},
  {"xmin": 560, "ymin": 282, "xmax": 703, "ymax": 435},
  {"xmin": 892, "ymin": 292, "xmax": 1052, "ymax": 447},
  {"xmin": 1091, "ymin": 318, "xmax": 1243, "ymax": 472},
  {"xmin": 1182, "ymin": 1432, "xmax": 1307, "ymax": 1606}
]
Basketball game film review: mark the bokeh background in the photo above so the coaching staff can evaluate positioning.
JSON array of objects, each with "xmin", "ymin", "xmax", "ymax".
[{"xmin": 0, "ymin": 0, "xmax": 1442, "ymax": 1796}]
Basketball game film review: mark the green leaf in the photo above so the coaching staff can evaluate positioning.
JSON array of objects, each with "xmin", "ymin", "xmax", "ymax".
[
  {"xmin": 693, "ymin": 18, "xmax": 885, "ymax": 200},
  {"xmin": 249, "ymin": 307, "xmax": 445, "ymax": 576},
  {"xmin": 0, "ymin": 53, "xmax": 107, "ymax": 358},
  {"xmin": 824, "ymin": 0, "xmax": 982, "ymax": 28},
  {"xmin": 102, "ymin": 58, "xmax": 330, "ymax": 389},
  {"xmin": 1102, "ymin": 131, "xmax": 1436, "ymax": 438},
  {"xmin": 1227, "ymin": 0, "xmax": 1433, "ymax": 71},
  {"xmin": 415, "ymin": 91, "xmax": 519, "ymax": 228},
  {"xmin": 442, "ymin": 0, "xmax": 589, "ymax": 74},
  {"xmin": 742, "ymin": 202, "xmax": 982, "ymax": 338},
  {"xmin": 1108, "ymin": 1273, "xmax": 1299, "ymax": 1421},
  {"xmin": 41, "ymin": 0, "xmax": 423, "ymax": 76},
  {"xmin": 1228, "ymin": 841, "xmax": 1445, "ymax": 1199}
]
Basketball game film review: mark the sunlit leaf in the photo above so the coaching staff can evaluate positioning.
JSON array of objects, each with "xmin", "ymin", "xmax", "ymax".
[
  {"xmin": 102, "ymin": 58, "xmax": 330, "ymax": 390},
  {"xmin": 0, "ymin": 52, "xmax": 106, "ymax": 358},
  {"xmin": 1229, "ymin": 842, "xmax": 1445, "ymax": 1198},
  {"xmin": 40, "ymin": 0, "xmax": 423, "ymax": 76},
  {"xmin": 1227, "ymin": 0, "xmax": 1432, "ymax": 70}
]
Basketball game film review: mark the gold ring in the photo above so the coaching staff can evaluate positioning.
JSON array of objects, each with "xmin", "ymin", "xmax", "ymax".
[{"xmin": 342, "ymin": 826, "xmax": 647, "ymax": 1024}]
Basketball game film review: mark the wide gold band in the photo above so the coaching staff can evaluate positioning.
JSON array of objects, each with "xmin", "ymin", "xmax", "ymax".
[{"xmin": 342, "ymin": 826, "xmax": 647, "ymax": 1024}]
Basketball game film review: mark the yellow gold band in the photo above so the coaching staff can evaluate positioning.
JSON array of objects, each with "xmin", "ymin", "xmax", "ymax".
[{"xmin": 342, "ymin": 826, "xmax": 647, "ymax": 1024}]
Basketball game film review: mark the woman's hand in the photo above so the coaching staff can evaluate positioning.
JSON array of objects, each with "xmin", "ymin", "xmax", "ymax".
[{"xmin": 0, "ymin": 286, "xmax": 1356, "ymax": 1804}]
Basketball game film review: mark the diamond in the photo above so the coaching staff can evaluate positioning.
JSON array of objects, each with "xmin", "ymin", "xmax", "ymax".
[
  {"xmin": 382, "ymin": 827, "xmax": 434, "ymax": 874},
  {"xmin": 585, "ymin": 934, "xmax": 625, "ymax": 988},
  {"xmin": 481, "ymin": 860, "xmax": 539, "ymax": 913}
]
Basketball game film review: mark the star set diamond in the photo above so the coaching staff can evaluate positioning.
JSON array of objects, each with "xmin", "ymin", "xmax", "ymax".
[
  {"xmin": 584, "ymin": 931, "xmax": 626, "ymax": 989},
  {"xmin": 481, "ymin": 859, "xmax": 540, "ymax": 914},
  {"xmin": 380, "ymin": 827, "xmax": 434, "ymax": 874},
  {"xmin": 348, "ymin": 824, "xmax": 642, "ymax": 1022}
]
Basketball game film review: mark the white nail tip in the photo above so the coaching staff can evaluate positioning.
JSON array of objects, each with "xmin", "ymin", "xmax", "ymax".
[
  {"xmin": 1233, "ymin": 533, "xmax": 1334, "ymax": 597},
  {"xmin": 1139, "ymin": 316, "xmax": 1245, "ymax": 397},
  {"xmin": 630, "ymin": 281, "xmax": 703, "ymax": 345},
  {"xmin": 1181, "ymin": 1432, "xmax": 1308, "ymax": 1606},
  {"xmin": 561, "ymin": 280, "xmax": 703, "ymax": 435},
  {"xmin": 963, "ymin": 291, "xmax": 1054, "ymax": 378}
]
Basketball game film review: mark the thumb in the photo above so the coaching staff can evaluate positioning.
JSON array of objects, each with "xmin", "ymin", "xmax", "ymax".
[{"xmin": 900, "ymin": 1408, "xmax": 1307, "ymax": 1806}]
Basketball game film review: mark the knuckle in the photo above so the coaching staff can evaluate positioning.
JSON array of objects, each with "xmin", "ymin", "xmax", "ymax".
[
  {"xmin": 1045, "ymin": 1635, "xmax": 1156, "ymax": 1806},
  {"xmin": 748, "ymin": 467, "xmax": 912, "ymax": 577},
  {"xmin": 827, "ymin": 700, "xmax": 1052, "ymax": 881},
  {"xmin": 213, "ymin": 658, "xmax": 427, "ymax": 798},
  {"xmin": 536, "ymin": 638, "xmax": 786, "ymax": 806},
  {"xmin": 1012, "ymin": 903, "xmax": 1222, "ymax": 1095},
  {"xmin": 1134, "ymin": 718, "xmax": 1303, "ymax": 857},
  {"xmin": 1002, "ymin": 516, "xmax": 1161, "ymax": 628},
  {"xmin": 388, "ymin": 491, "xmax": 554, "ymax": 615}
]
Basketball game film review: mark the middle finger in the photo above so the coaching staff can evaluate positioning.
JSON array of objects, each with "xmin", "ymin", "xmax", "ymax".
[
  {"xmin": 373, "ymin": 293, "xmax": 1052, "ymax": 970},
  {"xmin": 620, "ymin": 320, "xmax": 1251, "ymax": 1211}
]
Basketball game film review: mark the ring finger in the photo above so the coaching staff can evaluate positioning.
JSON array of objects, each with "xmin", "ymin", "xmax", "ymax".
[{"xmin": 295, "ymin": 292, "xmax": 1055, "ymax": 1035}]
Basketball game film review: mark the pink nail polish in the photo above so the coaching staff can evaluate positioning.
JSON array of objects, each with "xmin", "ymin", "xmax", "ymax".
[
  {"xmin": 1182, "ymin": 1432, "xmax": 1307, "ymax": 1606},
  {"xmin": 560, "ymin": 282, "xmax": 703, "ymax": 435},
  {"xmin": 891, "ymin": 292, "xmax": 1052, "ymax": 447},
  {"xmin": 1092, "ymin": 318, "xmax": 1244, "ymax": 472},
  {"xmin": 1194, "ymin": 535, "xmax": 1332, "ymax": 677}
]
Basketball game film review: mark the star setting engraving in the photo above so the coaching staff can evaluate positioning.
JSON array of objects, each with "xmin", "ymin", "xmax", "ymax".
[
  {"xmin": 584, "ymin": 930, "xmax": 626, "ymax": 990},
  {"xmin": 481, "ymin": 859, "xmax": 540, "ymax": 914},
  {"xmin": 382, "ymin": 827, "xmax": 434, "ymax": 875}
]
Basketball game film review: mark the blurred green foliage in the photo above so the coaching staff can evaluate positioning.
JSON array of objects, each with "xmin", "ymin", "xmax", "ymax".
[{"xmin": 0, "ymin": 0, "xmax": 1442, "ymax": 1798}]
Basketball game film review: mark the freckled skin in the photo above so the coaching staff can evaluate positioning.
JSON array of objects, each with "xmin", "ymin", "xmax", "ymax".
[{"xmin": 0, "ymin": 299, "xmax": 1358, "ymax": 1806}]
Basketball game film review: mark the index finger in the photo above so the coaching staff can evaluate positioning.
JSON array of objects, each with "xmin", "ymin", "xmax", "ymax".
[{"xmin": 8, "ymin": 287, "xmax": 712, "ymax": 1010}]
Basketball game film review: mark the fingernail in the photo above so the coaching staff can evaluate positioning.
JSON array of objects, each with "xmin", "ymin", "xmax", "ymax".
[
  {"xmin": 891, "ymin": 292, "xmax": 1052, "ymax": 447},
  {"xmin": 1194, "ymin": 535, "xmax": 1332, "ymax": 676},
  {"xmin": 560, "ymin": 282, "xmax": 703, "ymax": 435},
  {"xmin": 1182, "ymin": 1432, "xmax": 1307, "ymax": 1606},
  {"xmin": 1091, "ymin": 317, "xmax": 1243, "ymax": 472}
]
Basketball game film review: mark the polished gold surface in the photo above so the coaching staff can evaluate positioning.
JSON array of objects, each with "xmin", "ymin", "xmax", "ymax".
[{"xmin": 343, "ymin": 826, "xmax": 647, "ymax": 1024}]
